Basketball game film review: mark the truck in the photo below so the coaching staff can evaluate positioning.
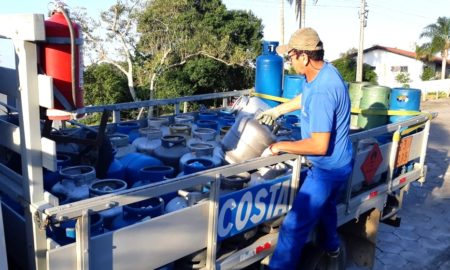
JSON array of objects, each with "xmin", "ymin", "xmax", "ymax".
[{"xmin": 0, "ymin": 13, "xmax": 436, "ymax": 270}]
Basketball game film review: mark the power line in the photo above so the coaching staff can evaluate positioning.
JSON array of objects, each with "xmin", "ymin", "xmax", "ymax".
[{"xmin": 370, "ymin": 3, "xmax": 437, "ymax": 20}]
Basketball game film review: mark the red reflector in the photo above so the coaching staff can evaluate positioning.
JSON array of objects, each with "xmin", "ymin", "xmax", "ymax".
[
  {"xmin": 369, "ymin": 191, "xmax": 378, "ymax": 199},
  {"xmin": 256, "ymin": 246, "xmax": 264, "ymax": 254},
  {"xmin": 256, "ymin": 242, "xmax": 272, "ymax": 254},
  {"xmin": 400, "ymin": 177, "xmax": 407, "ymax": 184}
]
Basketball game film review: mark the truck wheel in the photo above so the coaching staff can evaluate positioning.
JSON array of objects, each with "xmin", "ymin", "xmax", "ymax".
[{"xmin": 298, "ymin": 242, "xmax": 346, "ymax": 270}]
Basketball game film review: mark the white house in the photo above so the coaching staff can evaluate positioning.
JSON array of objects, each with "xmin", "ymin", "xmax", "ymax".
[{"xmin": 361, "ymin": 45, "xmax": 450, "ymax": 87}]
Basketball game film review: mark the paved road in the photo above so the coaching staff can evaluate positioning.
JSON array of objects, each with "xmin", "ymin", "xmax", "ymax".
[{"xmin": 349, "ymin": 98, "xmax": 450, "ymax": 270}]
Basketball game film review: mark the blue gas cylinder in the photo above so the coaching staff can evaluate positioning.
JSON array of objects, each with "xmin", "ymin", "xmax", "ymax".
[
  {"xmin": 219, "ymin": 109, "xmax": 234, "ymax": 117},
  {"xmin": 116, "ymin": 122, "xmax": 141, "ymax": 143},
  {"xmin": 110, "ymin": 197, "xmax": 164, "ymax": 230},
  {"xmin": 255, "ymin": 41, "xmax": 283, "ymax": 107},
  {"xmin": 218, "ymin": 115, "xmax": 235, "ymax": 128},
  {"xmin": 184, "ymin": 158, "xmax": 215, "ymax": 175},
  {"xmin": 137, "ymin": 165, "xmax": 175, "ymax": 183},
  {"xmin": 282, "ymin": 75, "xmax": 305, "ymax": 116},
  {"xmin": 196, "ymin": 119, "xmax": 219, "ymax": 131},
  {"xmin": 198, "ymin": 111, "xmax": 218, "ymax": 121},
  {"xmin": 389, "ymin": 88, "xmax": 421, "ymax": 123},
  {"xmin": 106, "ymin": 157, "xmax": 126, "ymax": 180},
  {"xmin": 119, "ymin": 153, "xmax": 163, "ymax": 187},
  {"xmin": 133, "ymin": 165, "xmax": 177, "ymax": 203},
  {"xmin": 43, "ymin": 153, "xmax": 72, "ymax": 191},
  {"xmin": 50, "ymin": 213, "xmax": 104, "ymax": 245},
  {"xmin": 89, "ymin": 179, "xmax": 128, "ymax": 229}
]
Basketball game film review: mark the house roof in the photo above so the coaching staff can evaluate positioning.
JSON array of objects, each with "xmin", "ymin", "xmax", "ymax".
[
  {"xmin": 351, "ymin": 45, "xmax": 450, "ymax": 65},
  {"xmin": 364, "ymin": 45, "xmax": 417, "ymax": 59}
]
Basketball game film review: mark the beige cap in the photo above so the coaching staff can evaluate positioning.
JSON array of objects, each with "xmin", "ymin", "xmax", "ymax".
[{"xmin": 276, "ymin": 27, "xmax": 323, "ymax": 54}]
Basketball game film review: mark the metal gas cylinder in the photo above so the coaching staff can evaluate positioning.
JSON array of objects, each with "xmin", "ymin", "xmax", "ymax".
[
  {"xmin": 148, "ymin": 117, "xmax": 169, "ymax": 135},
  {"xmin": 169, "ymin": 123, "xmax": 192, "ymax": 139},
  {"xmin": 43, "ymin": 153, "xmax": 72, "ymax": 191},
  {"xmin": 132, "ymin": 127, "xmax": 162, "ymax": 155},
  {"xmin": 153, "ymin": 135, "xmax": 190, "ymax": 173},
  {"xmin": 110, "ymin": 197, "xmax": 164, "ymax": 230},
  {"xmin": 231, "ymin": 96, "xmax": 271, "ymax": 119},
  {"xmin": 175, "ymin": 114, "xmax": 195, "ymax": 124},
  {"xmin": 89, "ymin": 179, "xmax": 128, "ymax": 228},
  {"xmin": 147, "ymin": 117, "xmax": 168, "ymax": 128},
  {"xmin": 179, "ymin": 142, "xmax": 222, "ymax": 171},
  {"xmin": 119, "ymin": 152, "xmax": 163, "ymax": 187},
  {"xmin": 189, "ymin": 128, "xmax": 218, "ymax": 144},
  {"xmin": 51, "ymin": 165, "xmax": 97, "ymax": 204},
  {"xmin": 109, "ymin": 133, "xmax": 136, "ymax": 159},
  {"xmin": 220, "ymin": 172, "xmax": 251, "ymax": 194},
  {"xmin": 221, "ymin": 117, "xmax": 276, "ymax": 164}
]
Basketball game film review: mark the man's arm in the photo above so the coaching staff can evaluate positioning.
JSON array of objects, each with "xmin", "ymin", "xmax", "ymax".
[
  {"xmin": 275, "ymin": 94, "xmax": 302, "ymax": 115},
  {"xmin": 270, "ymin": 132, "xmax": 330, "ymax": 156}
]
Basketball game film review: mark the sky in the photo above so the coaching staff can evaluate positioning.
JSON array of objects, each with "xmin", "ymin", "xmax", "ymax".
[
  {"xmin": 0, "ymin": 0, "xmax": 449, "ymax": 61},
  {"xmin": 222, "ymin": 0, "xmax": 450, "ymax": 60}
]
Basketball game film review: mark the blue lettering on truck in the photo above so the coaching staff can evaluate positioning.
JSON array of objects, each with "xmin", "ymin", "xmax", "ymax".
[{"xmin": 218, "ymin": 175, "xmax": 292, "ymax": 240}]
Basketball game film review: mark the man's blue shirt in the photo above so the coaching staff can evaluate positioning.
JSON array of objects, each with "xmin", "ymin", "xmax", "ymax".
[{"xmin": 300, "ymin": 62, "xmax": 352, "ymax": 169}]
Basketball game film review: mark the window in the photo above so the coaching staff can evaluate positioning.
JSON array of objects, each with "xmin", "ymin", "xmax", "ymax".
[{"xmin": 391, "ymin": 66, "xmax": 408, "ymax": 72}]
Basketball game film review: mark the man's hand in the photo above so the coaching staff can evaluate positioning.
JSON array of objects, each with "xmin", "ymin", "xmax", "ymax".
[
  {"xmin": 261, "ymin": 144, "xmax": 277, "ymax": 157},
  {"xmin": 255, "ymin": 107, "xmax": 282, "ymax": 126}
]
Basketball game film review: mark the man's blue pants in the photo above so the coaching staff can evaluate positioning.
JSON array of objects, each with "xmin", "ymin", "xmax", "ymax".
[{"xmin": 269, "ymin": 163, "xmax": 352, "ymax": 269}]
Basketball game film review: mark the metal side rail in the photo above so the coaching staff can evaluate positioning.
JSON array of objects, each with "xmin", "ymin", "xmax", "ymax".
[
  {"xmin": 215, "ymin": 233, "xmax": 279, "ymax": 270},
  {"xmin": 0, "ymin": 199, "xmax": 9, "ymax": 270},
  {"xmin": 42, "ymin": 154, "xmax": 301, "ymax": 270}
]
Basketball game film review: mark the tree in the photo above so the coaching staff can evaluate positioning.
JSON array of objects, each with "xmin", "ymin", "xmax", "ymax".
[
  {"xmin": 83, "ymin": 64, "xmax": 131, "ymax": 105},
  {"xmin": 416, "ymin": 17, "xmax": 450, "ymax": 80},
  {"xmin": 73, "ymin": 0, "xmax": 146, "ymax": 101},
  {"xmin": 332, "ymin": 54, "xmax": 377, "ymax": 83},
  {"xmin": 136, "ymin": 0, "xmax": 263, "ymax": 100},
  {"xmin": 395, "ymin": 72, "xmax": 411, "ymax": 88},
  {"xmin": 421, "ymin": 66, "xmax": 435, "ymax": 81},
  {"xmin": 285, "ymin": 0, "xmax": 318, "ymax": 28}
]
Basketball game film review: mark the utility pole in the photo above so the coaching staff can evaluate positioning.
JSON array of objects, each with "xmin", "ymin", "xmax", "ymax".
[
  {"xmin": 280, "ymin": 0, "xmax": 285, "ymax": 44},
  {"xmin": 356, "ymin": 0, "xmax": 368, "ymax": 82}
]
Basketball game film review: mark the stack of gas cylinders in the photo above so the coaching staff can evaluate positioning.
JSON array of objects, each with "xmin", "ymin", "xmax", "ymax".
[{"xmin": 44, "ymin": 97, "xmax": 301, "ymax": 267}]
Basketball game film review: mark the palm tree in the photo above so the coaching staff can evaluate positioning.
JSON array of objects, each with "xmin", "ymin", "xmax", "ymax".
[
  {"xmin": 416, "ymin": 17, "xmax": 450, "ymax": 80},
  {"xmin": 285, "ymin": 0, "xmax": 318, "ymax": 28},
  {"xmin": 286, "ymin": 0, "xmax": 305, "ymax": 28}
]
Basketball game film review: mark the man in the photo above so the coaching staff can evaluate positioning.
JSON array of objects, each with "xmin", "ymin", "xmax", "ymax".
[{"xmin": 257, "ymin": 27, "xmax": 353, "ymax": 269}]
